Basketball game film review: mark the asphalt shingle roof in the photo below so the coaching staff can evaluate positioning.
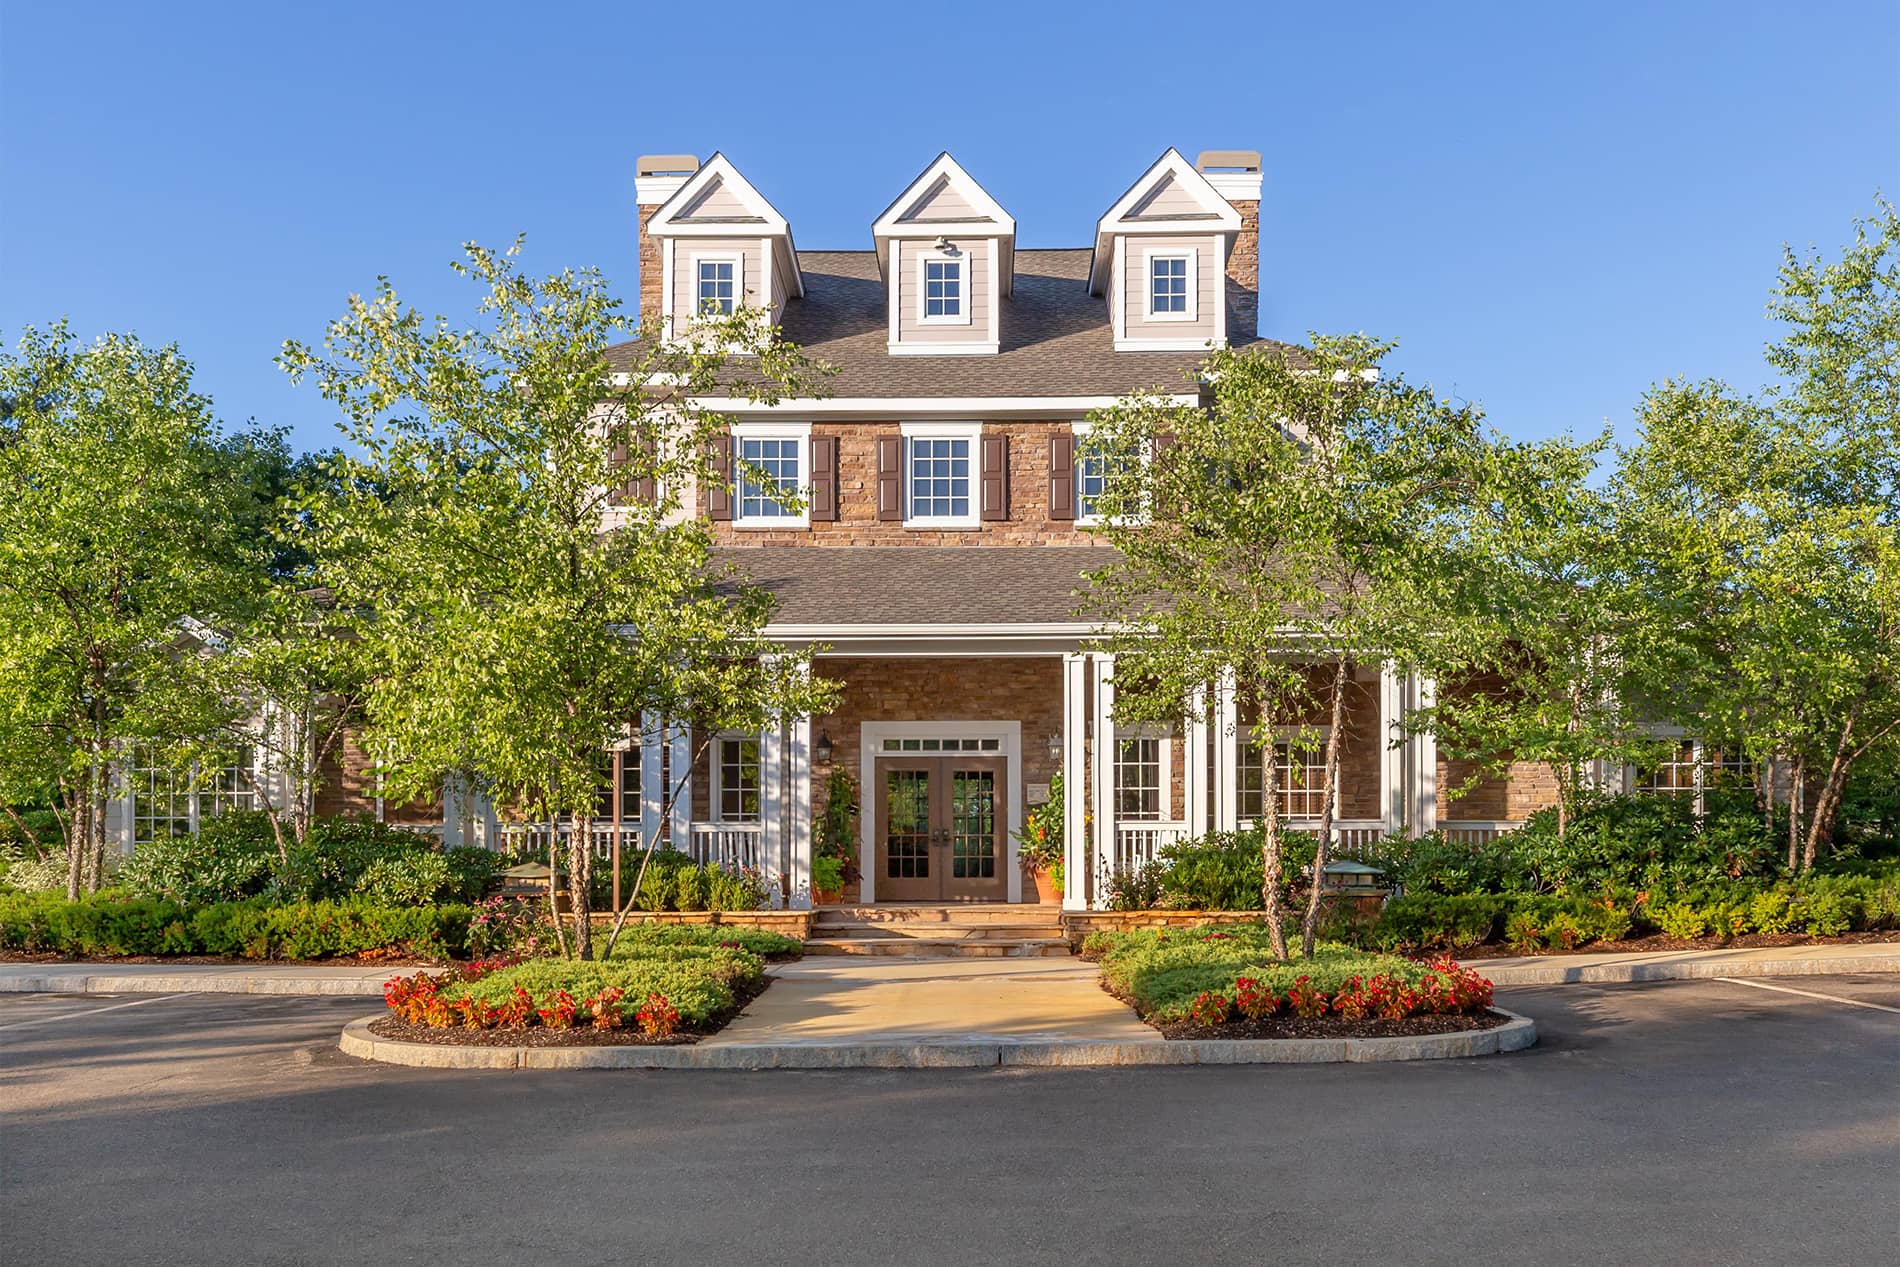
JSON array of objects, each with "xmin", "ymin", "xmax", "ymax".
[
  {"xmin": 608, "ymin": 248, "xmax": 1296, "ymax": 399},
  {"xmin": 709, "ymin": 546, "xmax": 1112, "ymax": 626}
]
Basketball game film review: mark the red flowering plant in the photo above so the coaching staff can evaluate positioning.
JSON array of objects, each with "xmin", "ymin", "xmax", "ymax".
[
  {"xmin": 1189, "ymin": 990, "xmax": 1233, "ymax": 1027},
  {"xmin": 1234, "ymin": 976, "xmax": 1281, "ymax": 1020},
  {"xmin": 586, "ymin": 987, "xmax": 626, "ymax": 1031},
  {"xmin": 1286, "ymin": 976, "xmax": 1330, "ymax": 1018},
  {"xmin": 635, "ymin": 993, "xmax": 681, "ymax": 1038},
  {"xmin": 536, "ymin": 990, "xmax": 578, "ymax": 1029}
]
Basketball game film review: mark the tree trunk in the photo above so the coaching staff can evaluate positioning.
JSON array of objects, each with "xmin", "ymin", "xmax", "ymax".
[
  {"xmin": 545, "ymin": 828, "xmax": 570, "ymax": 960},
  {"xmin": 1300, "ymin": 659, "xmax": 1350, "ymax": 959},
  {"xmin": 1803, "ymin": 715, "xmax": 1859, "ymax": 872},
  {"xmin": 1786, "ymin": 754, "xmax": 1805, "ymax": 873},
  {"xmin": 1255, "ymin": 688, "xmax": 1288, "ymax": 960},
  {"xmin": 569, "ymin": 812, "xmax": 595, "ymax": 961},
  {"xmin": 65, "ymin": 785, "xmax": 85, "ymax": 902}
]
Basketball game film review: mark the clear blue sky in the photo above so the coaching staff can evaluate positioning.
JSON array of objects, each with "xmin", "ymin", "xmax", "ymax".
[{"xmin": 4, "ymin": 1, "xmax": 1896, "ymax": 455}]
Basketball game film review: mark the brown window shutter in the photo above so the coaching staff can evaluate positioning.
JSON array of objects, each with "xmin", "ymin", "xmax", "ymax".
[
  {"xmin": 706, "ymin": 434, "xmax": 733, "ymax": 521},
  {"xmin": 876, "ymin": 435, "xmax": 903, "ymax": 522},
  {"xmin": 810, "ymin": 435, "xmax": 838, "ymax": 522},
  {"xmin": 1048, "ymin": 432, "xmax": 1075, "ymax": 521},
  {"xmin": 980, "ymin": 433, "xmax": 1008, "ymax": 521},
  {"xmin": 633, "ymin": 436, "xmax": 658, "ymax": 504},
  {"xmin": 607, "ymin": 439, "xmax": 631, "ymax": 505}
]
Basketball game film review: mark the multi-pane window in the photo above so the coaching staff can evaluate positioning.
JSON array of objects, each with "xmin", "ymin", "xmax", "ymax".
[
  {"xmin": 130, "ymin": 747, "xmax": 256, "ymax": 843},
  {"xmin": 1638, "ymin": 741, "xmax": 1755, "ymax": 795},
  {"xmin": 1149, "ymin": 254, "xmax": 1190, "ymax": 316},
  {"xmin": 1235, "ymin": 732, "xmax": 1329, "ymax": 821},
  {"xmin": 1077, "ymin": 449, "xmax": 1110, "ymax": 522},
  {"xmin": 1705, "ymin": 747, "xmax": 1755, "ymax": 790},
  {"xmin": 207, "ymin": 748, "xmax": 259, "ymax": 815},
  {"xmin": 696, "ymin": 259, "xmax": 736, "ymax": 316},
  {"xmin": 592, "ymin": 748, "xmax": 642, "ymax": 821},
  {"xmin": 716, "ymin": 736, "xmax": 761, "ymax": 823},
  {"xmin": 1115, "ymin": 737, "xmax": 1165, "ymax": 821},
  {"xmin": 1637, "ymin": 742, "xmax": 1699, "ymax": 795},
  {"xmin": 924, "ymin": 257, "xmax": 962, "ymax": 319},
  {"xmin": 738, "ymin": 436, "xmax": 801, "ymax": 520},
  {"xmin": 907, "ymin": 435, "xmax": 972, "ymax": 521}
]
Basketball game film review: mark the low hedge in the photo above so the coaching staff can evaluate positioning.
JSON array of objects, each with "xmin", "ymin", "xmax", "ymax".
[
  {"xmin": 605, "ymin": 922, "xmax": 803, "ymax": 959},
  {"xmin": 1086, "ymin": 923, "xmax": 1491, "ymax": 1024},
  {"xmin": 0, "ymin": 891, "xmax": 472, "ymax": 960}
]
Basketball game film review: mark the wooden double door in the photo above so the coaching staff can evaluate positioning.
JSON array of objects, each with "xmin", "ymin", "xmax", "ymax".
[{"xmin": 874, "ymin": 756, "xmax": 1009, "ymax": 902}]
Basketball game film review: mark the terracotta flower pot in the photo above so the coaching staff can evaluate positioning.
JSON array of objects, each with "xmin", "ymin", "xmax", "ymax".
[
  {"xmin": 1030, "ymin": 867, "xmax": 1060, "ymax": 905},
  {"xmin": 813, "ymin": 887, "xmax": 843, "ymax": 906}
]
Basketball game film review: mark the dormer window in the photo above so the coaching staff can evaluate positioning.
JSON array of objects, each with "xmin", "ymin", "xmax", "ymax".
[
  {"xmin": 1146, "ymin": 249, "xmax": 1196, "ymax": 321},
  {"xmin": 921, "ymin": 251, "xmax": 965, "ymax": 322},
  {"xmin": 695, "ymin": 255, "xmax": 739, "ymax": 316}
]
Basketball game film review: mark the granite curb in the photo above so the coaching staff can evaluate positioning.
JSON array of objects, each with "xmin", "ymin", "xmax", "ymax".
[
  {"xmin": 1475, "ymin": 952, "xmax": 1900, "ymax": 987},
  {"xmin": 336, "ymin": 1010, "xmax": 1537, "ymax": 1070},
  {"xmin": 0, "ymin": 971, "xmax": 389, "ymax": 996}
]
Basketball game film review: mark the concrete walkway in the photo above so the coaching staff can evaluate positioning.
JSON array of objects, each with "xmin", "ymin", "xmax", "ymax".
[{"xmin": 1468, "ymin": 940, "xmax": 1900, "ymax": 986}]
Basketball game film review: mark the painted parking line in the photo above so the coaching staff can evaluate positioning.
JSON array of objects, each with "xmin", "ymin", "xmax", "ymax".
[
  {"xmin": 1714, "ymin": 977, "xmax": 1900, "ymax": 1016},
  {"xmin": 0, "ymin": 993, "xmax": 199, "ymax": 1033}
]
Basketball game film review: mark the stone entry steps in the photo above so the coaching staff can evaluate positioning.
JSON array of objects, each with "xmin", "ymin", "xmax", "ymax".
[{"xmin": 805, "ymin": 905, "xmax": 1070, "ymax": 958}]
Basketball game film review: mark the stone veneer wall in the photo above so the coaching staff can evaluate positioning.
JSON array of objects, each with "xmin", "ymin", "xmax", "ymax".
[
  {"xmin": 314, "ymin": 728, "xmax": 441, "ymax": 827},
  {"xmin": 1224, "ymin": 199, "xmax": 1259, "ymax": 339},
  {"xmin": 708, "ymin": 421, "xmax": 1119, "ymax": 547}
]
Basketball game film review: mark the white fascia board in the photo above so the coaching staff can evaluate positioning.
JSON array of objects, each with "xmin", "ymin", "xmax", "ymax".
[
  {"xmin": 886, "ymin": 342, "xmax": 1000, "ymax": 356},
  {"xmin": 1113, "ymin": 337, "xmax": 1221, "ymax": 352},
  {"xmin": 770, "ymin": 622, "xmax": 1098, "ymax": 638},
  {"xmin": 684, "ymin": 393, "xmax": 1202, "ymax": 415},
  {"xmin": 647, "ymin": 152, "xmax": 790, "ymax": 235},
  {"xmin": 871, "ymin": 151, "xmax": 1017, "ymax": 238},
  {"xmin": 1087, "ymin": 148, "xmax": 1241, "ymax": 291}
]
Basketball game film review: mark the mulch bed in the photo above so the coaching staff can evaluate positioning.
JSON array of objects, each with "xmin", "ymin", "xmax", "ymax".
[
  {"xmin": 1152, "ymin": 1008, "xmax": 1511, "ymax": 1042},
  {"xmin": 1460, "ymin": 929, "xmax": 1900, "ymax": 960}
]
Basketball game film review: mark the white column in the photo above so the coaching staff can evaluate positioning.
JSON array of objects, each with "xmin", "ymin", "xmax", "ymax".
[
  {"xmin": 1185, "ymin": 684, "xmax": 1209, "ymax": 836},
  {"xmin": 759, "ymin": 717, "xmax": 785, "ymax": 903},
  {"xmin": 638, "ymin": 711, "xmax": 666, "ymax": 851},
  {"xmin": 1214, "ymin": 665, "xmax": 1239, "ymax": 832},
  {"xmin": 1062, "ymin": 652, "xmax": 1088, "ymax": 911},
  {"xmin": 787, "ymin": 706, "xmax": 813, "ymax": 909},
  {"xmin": 1412, "ymin": 674, "xmax": 1438, "ymax": 834},
  {"xmin": 441, "ymin": 775, "xmax": 465, "ymax": 847},
  {"xmin": 1379, "ymin": 663, "xmax": 1405, "ymax": 835},
  {"xmin": 1090, "ymin": 652, "xmax": 1116, "ymax": 909},
  {"xmin": 667, "ymin": 722, "xmax": 694, "ymax": 853}
]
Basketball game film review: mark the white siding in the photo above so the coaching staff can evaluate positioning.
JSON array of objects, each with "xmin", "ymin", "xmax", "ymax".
[
  {"xmin": 677, "ymin": 176, "xmax": 755, "ymax": 221},
  {"xmin": 894, "ymin": 236, "xmax": 992, "ymax": 346},
  {"xmin": 672, "ymin": 237, "xmax": 766, "ymax": 320},
  {"xmin": 1122, "ymin": 233, "xmax": 1222, "ymax": 345},
  {"xmin": 1126, "ymin": 173, "xmax": 1211, "ymax": 220},
  {"xmin": 897, "ymin": 175, "xmax": 983, "ymax": 222}
]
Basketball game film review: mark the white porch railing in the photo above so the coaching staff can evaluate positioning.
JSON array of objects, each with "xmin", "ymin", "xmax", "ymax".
[
  {"xmin": 1439, "ymin": 820, "xmax": 1521, "ymax": 845},
  {"xmin": 495, "ymin": 821, "xmax": 639, "ymax": 860},
  {"xmin": 1105, "ymin": 821, "xmax": 1194, "ymax": 887},
  {"xmin": 686, "ymin": 822, "xmax": 767, "ymax": 871}
]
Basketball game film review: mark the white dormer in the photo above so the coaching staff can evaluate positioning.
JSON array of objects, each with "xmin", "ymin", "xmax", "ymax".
[
  {"xmin": 644, "ymin": 152, "xmax": 803, "ymax": 342},
  {"xmin": 872, "ymin": 153, "xmax": 1015, "ymax": 356},
  {"xmin": 1088, "ymin": 149, "xmax": 1244, "ymax": 353}
]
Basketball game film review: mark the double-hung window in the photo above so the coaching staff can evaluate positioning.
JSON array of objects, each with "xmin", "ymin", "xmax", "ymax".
[
  {"xmin": 1235, "ymin": 728, "xmax": 1330, "ymax": 822},
  {"xmin": 1072, "ymin": 422, "xmax": 1144, "ymax": 526},
  {"xmin": 592, "ymin": 747, "xmax": 642, "ymax": 821},
  {"xmin": 733, "ymin": 424, "xmax": 809, "ymax": 527},
  {"xmin": 1146, "ymin": 249, "xmax": 1195, "ymax": 321},
  {"xmin": 1114, "ymin": 735, "xmax": 1169, "ymax": 821},
  {"xmin": 714, "ymin": 735, "xmax": 761, "ymax": 823},
  {"xmin": 902, "ymin": 422, "xmax": 980, "ymax": 529},
  {"xmin": 695, "ymin": 256, "xmax": 739, "ymax": 317},
  {"xmin": 920, "ymin": 252, "xmax": 965, "ymax": 323},
  {"xmin": 129, "ymin": 745, "xmax": 257, "ymax": 843}
]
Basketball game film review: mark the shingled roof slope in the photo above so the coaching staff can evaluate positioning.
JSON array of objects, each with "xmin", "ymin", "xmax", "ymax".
[
  {"xmin": 607, "ymin": 248, "xmax": 1298, "ymax": 399},
  {"xmin": 710, "ymin": 546, "xmax": 1114, "ymax": 626}
]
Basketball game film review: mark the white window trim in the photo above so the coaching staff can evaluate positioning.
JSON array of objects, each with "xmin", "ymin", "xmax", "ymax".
[
  {"xmin": 1235, "ymin": 724, "xmax": 1336, "ymax": 825},
  {"xmin": 1112, "ymin": 726, "xmax": 1174, "ymax": 822},
  {"xmin": 899, "ymin": 421, "xmax": 983, "ymax": 530},
  {"xmin": 1071, "ymin": 420, "xmax": 1150, "ymax": 529},
  {"xmin": 916, "ymin": 248, "xmax": 972, "ymax": 326},
  {"xmin": 710, "ymin": 731, "xmax": 763, "ymax": 824},
  {"xmin": 731, "ymin": 421, "xmax": 812, "ymax": 530},
  {"xmin": 690, "ymin": 251, "xmax": 745, "ymax": 320},
  {"xmin": 1143, "ymin": 246, "xmax": 1197, "ymax": 323}
]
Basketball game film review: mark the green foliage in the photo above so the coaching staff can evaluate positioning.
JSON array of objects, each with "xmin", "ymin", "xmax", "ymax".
[
  {"xmin": 1371, "ymin": 893, "xmax": 1511, "ymax": 952},
  {"xmin": 1154, "ymin": 832, "xmax": 1263, "ymax": 910},
  {"xmin": 445, "ymin": 940, "xmax": 766, "ymax": 1027},
  {"xmin": 814, "ymin": 769, "xmax": 861, "ymax": 884},
  {"xmin": 1015, "ymin": 771, "xmax": 1063, "ymax": 872},
  {"xmin": 606, "ymin": 921, "xmax": 802, "ymax": 959},
  {"xmin": 1104, "ymin": 862, "xmax": 1166, "ymax": 912},
  {"xmin": 1088, "ymin": 923, "xmax": 1448, "ymax": 1023},
  {"xmin": 811, "ymin": 854, "xmax": 844, "ymax": 894},
  {"xmin": 117, "ymin": 812, "xmax": 278, "ymax": 906},
  {"xmin": 0, "ymin": 892, "xmax": 470, "ymax": 959}
]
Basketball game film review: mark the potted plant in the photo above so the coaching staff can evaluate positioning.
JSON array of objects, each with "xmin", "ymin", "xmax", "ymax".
[
  {"xmin": 812, "ymin": 769, "xmax": 860, "ymax": 905},
  {"xmin": 1016, "ymin": 771, "xmax": 1065, "ymax": 905}
]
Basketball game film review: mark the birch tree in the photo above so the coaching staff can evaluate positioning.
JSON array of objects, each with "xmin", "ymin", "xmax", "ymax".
[{"xmin": 282, "ymin": 241, "xmax": 837, "ymax": 959}]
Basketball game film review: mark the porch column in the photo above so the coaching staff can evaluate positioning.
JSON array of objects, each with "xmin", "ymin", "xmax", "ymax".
[
  {"xmin": 787, "ymin": 703, "xmax": 813, "ymax": 910},
  {"xmin": 667, "ymin": 722, "xmax": 694, "ymax": 853},
  {"xmin": 1061, "ymin": 652, "xmax": 1088, "ymax": 910},
  {"xmin": 1379, "ymin": 663, "xmax": 1405, "ymax": 836},
  {"xmin": 759, "ymin": 716, "xmax": 786, "ymax": 904},
  {"xmin": 1409, "ymin": 674, "xmax": 1438, "ymax": 834},
  {"xmin": 638, "ymin": 711, "xmax": 666, "ymax": 851},
  {"xmin": 1090, "ymin": 652, "xmax": 1116, "ymax": 909},
  {"xmin": 1185, "ymin": 684, "xmax": 1210, "ymax": 837},
  {"xmin": 1213, "ymin": 665, "xmax": 1239, "ymax": 832}
]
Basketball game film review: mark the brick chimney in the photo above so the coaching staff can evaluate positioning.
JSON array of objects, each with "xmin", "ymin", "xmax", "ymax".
[
  {"xmin": 634, "ymin": 155, "xmax": 699, "ymax": 324},
  {"xmin": 1197, "ymin": 150, "xmax": 1262, "ymax": 341}
]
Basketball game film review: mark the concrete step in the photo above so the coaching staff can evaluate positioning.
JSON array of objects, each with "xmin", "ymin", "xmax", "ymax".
[
  {"xmin": 801, "ymin": 937, "xmax": 1072, "ymax": 958},
  {"xmin": 815, "ymin": 904, "xmax": 1060, "ymax": 926},
  {"xmin": 814, "ymin": 922, "xmax": 1068, "ymax": 941}
]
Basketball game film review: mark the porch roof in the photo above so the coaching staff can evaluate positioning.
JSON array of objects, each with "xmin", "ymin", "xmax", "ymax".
[{"xmin": 709, "ymin": 546, "xmax": 1112, "ymax": 628}]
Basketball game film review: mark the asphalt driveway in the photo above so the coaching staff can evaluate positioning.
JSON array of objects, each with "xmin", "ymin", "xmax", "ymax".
[{"xmin": 3, "ymin": 978, "xmax": 1896, "ymax": 1266}]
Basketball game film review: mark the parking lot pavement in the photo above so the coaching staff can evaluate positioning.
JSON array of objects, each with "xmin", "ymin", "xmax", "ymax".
[{"xmin": 2, "ymin": 979, "xmax": 1896, "ymax": 1267}]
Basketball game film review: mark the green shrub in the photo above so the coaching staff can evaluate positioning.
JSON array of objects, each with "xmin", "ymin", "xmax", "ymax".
[
  {"xmin": 606, "ymin": 922, "xmax": 803, "ymax": 959},
  {"xmin": 1748, "ymin": 889, "xmax": 1796, "ymax": 934},
  {"xmin": 674, "ymin": 865, "xmax": 711, "ymax": 912},
  {"xmin": 1795, "ymin": 878, "xmax": 1863, "ymax": 937},
  {"xmin": 1654, "ymin": 901, "xmax": 1711, "ymax": 940},
  {"xmin": 355, "ymin": 851, "xmax": 453, "ymax": 906},
  {"xmin": 1152, "ymin": 829, "xmax": 1316, "ymax": 910},
  {"xmin": 445, "ymin": 945, "xmax": 763, "ymax": 1026},
  {"xmin": 1372, "ymin": 893, "xmax": 1508, "ymax": 952},
  {"xmin": 1104, "ymin": 862, "xmax": 1165, "ymax": 911},
  {"xmin": 1384, "ymin": 831, "xmax": 1529, "ymax": 896},
  {"xmin": 118, "ymin": 811, "xmax": 278, "ymax": 905},
  {"xmin": 441, "ymin": 847, "xmax": 500, "ymax": 904},
  {"xmin": 0, "ymin": 891, "xmax": 470, "ymax": 959}
]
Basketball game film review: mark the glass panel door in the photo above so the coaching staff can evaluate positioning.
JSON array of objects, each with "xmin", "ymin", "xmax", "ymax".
[
  {"xmin": 878, "ymin": 764, "xmax": 937, "ymax": 901},
  {"xmin": 943, "ymin": 758, "xmax": 1008, "ymax": 901}
]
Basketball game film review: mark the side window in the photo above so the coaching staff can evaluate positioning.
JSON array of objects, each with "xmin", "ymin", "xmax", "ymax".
[
  {"xmin": 1146, "ymin": 250, "xmax": 1195, "ymax": 321},
  {"xmin": 696, "ymin": 257, "xmax": 738, "ymax": 316}
]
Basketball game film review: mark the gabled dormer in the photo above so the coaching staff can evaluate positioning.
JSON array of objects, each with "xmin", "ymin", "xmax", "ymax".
[
  {"xmin": 1088, "ymin": 149, "xmax": 1260, "ymax": 352},
  {"xmin": 872, "ymin": 153, "xmax": 1015, "ymax": 356},
  {"xmin": 637, "ymin": 153, "xmax": 803, "ymax": 342}
]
